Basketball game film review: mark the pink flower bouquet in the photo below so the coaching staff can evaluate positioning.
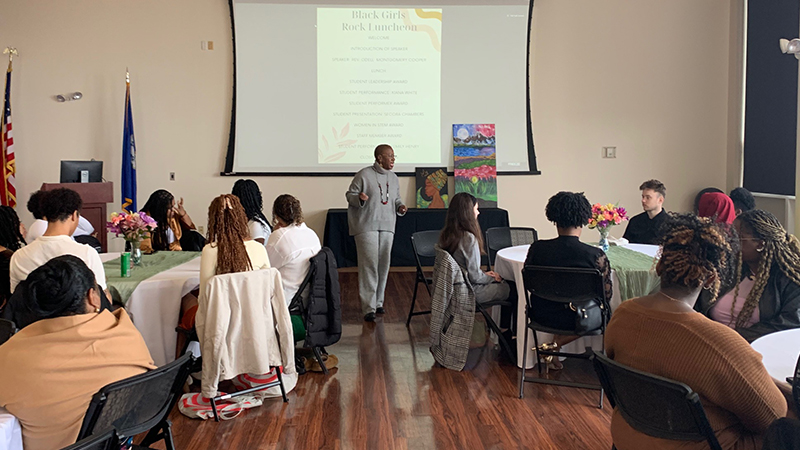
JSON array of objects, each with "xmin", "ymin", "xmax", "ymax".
[
  {"xmin": 588, "ymin": 203, "xmax": 629, "ymax": 232},
  {"xmin": 107, "ymin": 211, "xmax": 157, "ymax": 242}
]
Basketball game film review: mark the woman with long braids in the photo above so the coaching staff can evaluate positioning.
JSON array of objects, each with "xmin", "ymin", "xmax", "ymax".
[
  {"xmin": 606, "ymin": 214, "xmax": 786, "ymax": 450},
  {"xmin": 698, "ymin": 209, "xmax": 800, "ymax": 341},
  {"xmin": 199, "ymin": 194, "xmax": 270, "ymax": 303},
  {"xmin": 232, "ymin": 179, "xmax": 272, "ymax": 246},
  {"xmin": 0, "ymin": 205, "xmax": 26, "ymax": 307},
  {"xmin": 139, "ymin": 189, "xmax": 197, "ymax": 253}
]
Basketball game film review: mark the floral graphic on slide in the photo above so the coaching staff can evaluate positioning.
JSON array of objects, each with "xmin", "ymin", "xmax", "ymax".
[{"xmin": 319, "ymin": 123, "xmax": 358, "ymax": 163}]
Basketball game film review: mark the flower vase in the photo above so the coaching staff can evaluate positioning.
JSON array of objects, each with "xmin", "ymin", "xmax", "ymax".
[
  {"xmin": 598, "ymin": 229, "xmax": 610, "ymax": 252},
  {"xmin": 130, "ymin": 240, "xmax": 143, "ymax": 266}
]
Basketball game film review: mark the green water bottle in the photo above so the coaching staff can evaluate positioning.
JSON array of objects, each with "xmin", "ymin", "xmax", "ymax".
[{"xmin": 121, "ymin": 252, "xmax": 131, "ymax": 278}]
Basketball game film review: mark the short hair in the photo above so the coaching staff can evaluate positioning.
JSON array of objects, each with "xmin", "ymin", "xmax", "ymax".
[
  {"xmin": 20, "ymin": 255, "xmax": 97, "ymax": 321},
  {"xmin": 545, "ymin": 191, "xmax": 592, "ymax": 229},
  {"xmin": 639, "ymin": 179, "xmax": 666, "ymax": 198},
  {"xmin": 729, "ymin": 187, "xmax": 756, "ymax": 213},
  {"xmin": 27, "ymin": 190, "xmax": 47, "ymax": 220},
  {"xmin": 374, "ymin": 144, "xmax": 393, "ymax": 159},
  {"xmin": 40, "ymin": 188, "xmax": 82, "ymax": 222}
]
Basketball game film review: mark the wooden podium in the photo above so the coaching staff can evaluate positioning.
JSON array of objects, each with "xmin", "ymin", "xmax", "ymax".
[{"xmin": 40, "ymin": 182, "xmax": 114, "ymax": 252}]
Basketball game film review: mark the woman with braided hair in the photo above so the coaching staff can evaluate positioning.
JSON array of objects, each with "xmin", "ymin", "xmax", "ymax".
[
  {"xmin": 606, "ymin": 214, "xmax": 786, "ymax": 450},
  {"xmin": 698, "ymin": 209, "xmax": 800, "ymax": 342},
  {"xmin": 0, "ymin": 206, "xmax": 25, "ymax": 307},
  {"xmin": 232, "ymin": 179, "xmax": 272, "ymax": 246},
  {"xmin": 199, "ymin": 194, "xmax": 270, "ymax": 302}
]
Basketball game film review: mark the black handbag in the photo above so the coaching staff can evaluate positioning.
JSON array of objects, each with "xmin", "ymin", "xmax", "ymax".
[{"xmin": 570, "ymin": 299, "xmax": 605, "ymax": 334}]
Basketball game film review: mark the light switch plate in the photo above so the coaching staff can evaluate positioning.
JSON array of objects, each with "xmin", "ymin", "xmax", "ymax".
[
  {"xmin": 169, "ymin": 172, "xmax": 175, "ymax": 181},
  {"xmin": 602, "ymin": 146, "xmax": 617, "ymax": 158}
]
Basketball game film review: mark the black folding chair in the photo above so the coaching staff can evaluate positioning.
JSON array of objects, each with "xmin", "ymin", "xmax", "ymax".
[
  {"xmin": 485, "ymin": 227, "xmax": 538, "ymax": 271},
  {"xmin": 77, "ymin": 352, "xmax": 196, "ymax": 450},
  {"xmin": 0, "ymin": 318, "xmax": 15, "ymax": 345},
  {"xmin": 406, "ymin": 230, "xmax": 440, "ymax": 326},
  {"xmin": 591, "ymin": 351, "xmax": 723, "ymax": 450},
  {"xmin": 519, "ymin": 265, "xmax": 608, "ymax": 405},
  {"xmin": 60, "ymin": 429, "xmax": 118, "ymax": 450}
]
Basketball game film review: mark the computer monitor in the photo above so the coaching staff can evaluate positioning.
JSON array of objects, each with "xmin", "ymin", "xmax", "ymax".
[{"xmin": 60, "ymin": 160, "xmax": 103, "ymax": 183}]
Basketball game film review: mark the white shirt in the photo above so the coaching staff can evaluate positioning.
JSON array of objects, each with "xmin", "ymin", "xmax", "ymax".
[
  {"xmin": 199, "ymin": 240, "xmax": 270, "ymax": 300},
  {"xmin": 248, "ymin": 219, "xmax": 271, "ymax": 246},
  {"xmin": 27, "ymin": 216, "xmax": 95, "ymax": 242},
  {"xmin": 9, "ymin": 235, "xmax": 107, "ymax": 292},
  {"xmin": 266, "ymin": 223, "xmax": 321, "ymax": 305}
]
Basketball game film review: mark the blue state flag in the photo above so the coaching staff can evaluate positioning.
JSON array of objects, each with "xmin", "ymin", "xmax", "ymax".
[{"xmin": 121, "ymin": 73, "xmax": 137, "ymax": 212}]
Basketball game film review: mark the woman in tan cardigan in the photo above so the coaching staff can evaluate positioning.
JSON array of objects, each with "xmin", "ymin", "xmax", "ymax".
[
  {"xmin": 0, "ymin": 255, "xmax": 154, "ymax": 450},
  {"xmin": 139, "ymin": 189, "xmax": 197, "ymax": 253},
  {"xmin": 606, "ymin": 214, "xmax": 786, "ymax": 450}
]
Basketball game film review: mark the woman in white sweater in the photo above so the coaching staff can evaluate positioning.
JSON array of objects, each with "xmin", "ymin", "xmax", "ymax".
[
  {"xmin": 266, "ymin": 194, "xmax": 321, "ymax": 305},
  {"xmin": 199, "ymin": 194, "xmax": 270, "ymax": 308}
]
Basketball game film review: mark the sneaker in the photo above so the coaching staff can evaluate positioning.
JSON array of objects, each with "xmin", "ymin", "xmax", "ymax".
[
  {"xmin": 364, "ymin": 312, "xmax": 376, "ymax": 322},
  {"xmin": 376, "ymin": 307, "xmax": 386, "ymax": 314}
]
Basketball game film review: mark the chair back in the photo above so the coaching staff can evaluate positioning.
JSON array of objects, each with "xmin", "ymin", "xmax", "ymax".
[
  {"xmin": 522, "ymin": 265, "xmax": 606, "ymax": 305},
  {"xmin": 78, "ymin": 352, "xmax": 195, "ymax": 441},
  {"xmin": 485, "ymin": 227, "xmax": 538, "ymax": 268},
  {"xmin": 61, "ymin": 429, "xmax": 118, "ymax": 450},
  {"xmin": 0, "ymin": 318, "xmax": 15, "ymax": 345},
  {"xmin": 411, "ymin": 230, "xmax": 441, "ymax": 268},
  {"xmin": 793, "ymin": 353, "xmax": 800, "ymax": 413},
  {"xmin": 591, "ymin": 351, "xmax": 722, "ymax": 450}
]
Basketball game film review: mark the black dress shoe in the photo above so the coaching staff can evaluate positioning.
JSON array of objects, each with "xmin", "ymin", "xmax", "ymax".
[
  {"xmin": 364, "ymin": 312, "xmax": 376, "ymax": 322},
  {"xmin": 376, "ymin": 307, "xmax": 386, "ymax": 314}
]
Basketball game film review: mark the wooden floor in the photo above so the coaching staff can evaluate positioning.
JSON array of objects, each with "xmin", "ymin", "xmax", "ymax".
[{"xmin": 160, "ymin": 271, "xmax": 613, "ymax": 450}]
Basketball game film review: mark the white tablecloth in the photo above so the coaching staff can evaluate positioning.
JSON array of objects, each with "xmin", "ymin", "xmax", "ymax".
[
  {"xmin": 493, "ymin": 243, "xmax": 660, "ymax": 369},
  {"xmin": 0, "ymin": 407, "xmax": 22, "ymax": 450},
  {"xmin": 751, "ymin": 328, "xmax": 800, "ymax": 388},
  {"xmin": 101, "ymin": 253, "xmax": 201, "ymax": 367}
]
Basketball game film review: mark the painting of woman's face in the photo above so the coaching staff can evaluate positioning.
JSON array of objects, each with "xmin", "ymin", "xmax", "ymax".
[{"xmin": 425, "ymin": 178, "xmax": 438, "ymax": 198}]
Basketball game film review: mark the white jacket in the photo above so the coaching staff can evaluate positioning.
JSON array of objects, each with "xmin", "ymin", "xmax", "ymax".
[{"xmin": 196, "ymin": 268, "xmax": 296, "ymax": 398}]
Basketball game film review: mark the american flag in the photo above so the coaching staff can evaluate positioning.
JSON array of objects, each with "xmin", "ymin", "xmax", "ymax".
[{"xmin": 1, "ymin": 61, "xmax": 15, "ymax": 208}]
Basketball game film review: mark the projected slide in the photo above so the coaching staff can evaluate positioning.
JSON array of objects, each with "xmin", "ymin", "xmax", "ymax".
[{"xmin": 317, "ymin": 8, "xmax": 442, "ymax": 165}]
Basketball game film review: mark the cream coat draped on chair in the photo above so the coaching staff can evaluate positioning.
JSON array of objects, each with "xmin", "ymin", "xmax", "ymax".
[{"xmin": 196, "ymin": 268, "xmax": 297, "ymax": 399}]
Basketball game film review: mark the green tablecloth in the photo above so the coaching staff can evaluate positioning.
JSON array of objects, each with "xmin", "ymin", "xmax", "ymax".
[
  {"xmin": 606, "ymin": 246, "xmax": 661, "ymax": 302},
  {"xmin": 103, "ymin": 251, "xmax": 201, "ymax": 304}
]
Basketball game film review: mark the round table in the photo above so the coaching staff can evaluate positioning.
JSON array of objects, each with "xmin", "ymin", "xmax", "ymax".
[
  {"xmin": 0, "ymin": 407, "xmax": 23, "ymax": 450},
  {"xmin": 493, "ymin": 243, "xmax": 660, "ymax": 369},
  {"xmin": 751, "ymin": 328, "xmax": 800, "ymax": 389}
]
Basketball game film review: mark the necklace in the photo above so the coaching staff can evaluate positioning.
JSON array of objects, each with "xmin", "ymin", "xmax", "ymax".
[
  {"xmin": 377, "ymin": 173, "xmax": 389, "ymax": 205},
  {"xmin": 659, "ymin": 291, "xmax": 683, "ymax": 302}
]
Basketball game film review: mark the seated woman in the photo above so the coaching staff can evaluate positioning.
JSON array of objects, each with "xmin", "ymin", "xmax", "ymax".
[
  {"xmin": 0, "ymin": 255, "xmax": 154, "ymax": 450},
  {"xmin": 139, "ymin": 189, "xmax": 197, "ymax": 253},
  {"xmin": 266, "ymin": 194, "xmax": 321, "ymax": 304},
  {"xmin": 606, "ymin": 214, "xmax": 786, "ymax": 450},
  {"xmin": 0, "ymin": 205, "xmax": 26, "ymax": 309},
  {"xmin": 524, "ymin": 191, "xmax": 613, "ymax": 368},
  {"xmin": 199, "ymin": 194, "xmax": 270, "ymax": 302},
  {"xmin": 697, "ymin": 209, "xmax": 800, "ymax": 342},
  {"xmin": 232, "ymin": 179, "xmax": 272, "ymax": 246},
  {"xmin": 439, "ymin": 192, "xmax": 514, "ymax": 309},
  {"xmin": 698, "ymin": 192, "xmax": 736, "ymax": 225}
]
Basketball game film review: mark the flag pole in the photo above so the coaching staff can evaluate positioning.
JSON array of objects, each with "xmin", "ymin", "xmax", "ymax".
[{"xmin": 3, "ymin": 48, "xmax": 17, "ymax": 71}]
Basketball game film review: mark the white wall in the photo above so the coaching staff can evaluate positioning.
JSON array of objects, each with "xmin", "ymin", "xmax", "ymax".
[{"xmin": 0, "ymin": 0, "xmax": 736, "ymax": 246}]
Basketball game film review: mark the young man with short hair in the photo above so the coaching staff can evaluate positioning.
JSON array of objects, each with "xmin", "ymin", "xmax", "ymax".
[
  {"xmin": 623, "ymin": 179, "xmax": 668, "ymax": 245},
  {"xmin": 10, "ymin": 188, "xmax": 107, "ymax": 292}
]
